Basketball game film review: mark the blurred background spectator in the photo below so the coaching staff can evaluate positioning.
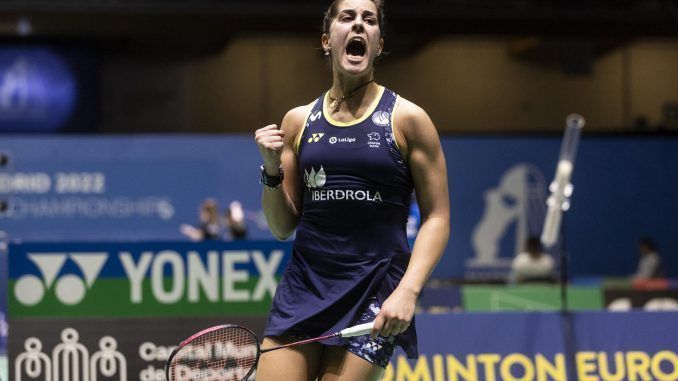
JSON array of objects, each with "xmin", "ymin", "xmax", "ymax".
[
  {"xmin": 510, "ymin": 236, "xmax": 556, "ymax": 284},
  {"xmin": 632, "ymin": 237, "xmax": 664, "ymax": 280},
  {"xmin": 180, "ymin": 198, "xmax": 222, "ymax": 241}
]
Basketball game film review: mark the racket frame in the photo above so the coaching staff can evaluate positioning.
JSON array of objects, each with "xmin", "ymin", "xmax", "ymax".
[
  {"xmin": 165, "ymin": 321, "xmax": 374, "ymax": 380},
  {"xmin": 165, "ymin": 324, "xmax": 261, "ymax": 381}
]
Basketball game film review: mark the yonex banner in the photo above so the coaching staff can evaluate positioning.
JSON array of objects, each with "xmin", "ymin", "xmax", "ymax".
[
  {"xmin": 9, "ymin": 241, "xmax": 291, "ymax": 318},
  {"xmin": 385, "ymin": 312, "xmax": 678, "ymax": 381}
]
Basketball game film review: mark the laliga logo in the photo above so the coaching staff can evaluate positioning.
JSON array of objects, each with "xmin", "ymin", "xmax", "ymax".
[{"xmin": 14, "ymin": 252, "xmax": 108, "ymax": 306}]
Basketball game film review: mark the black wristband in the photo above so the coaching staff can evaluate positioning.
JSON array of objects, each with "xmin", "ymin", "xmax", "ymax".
[{"xmin": 260, "ymin": 165, "xmax": 284, "ymax": 189}]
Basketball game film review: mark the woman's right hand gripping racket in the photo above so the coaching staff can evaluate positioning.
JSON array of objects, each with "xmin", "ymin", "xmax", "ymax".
[{"xmin": 165, "ymin": 322, "xmax": 374, "ymax": 381}]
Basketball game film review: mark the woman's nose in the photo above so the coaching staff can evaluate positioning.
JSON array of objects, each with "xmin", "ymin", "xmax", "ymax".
[{"xmin": 352, "ymin": 17, "xmax": 365, "ymax": 31}]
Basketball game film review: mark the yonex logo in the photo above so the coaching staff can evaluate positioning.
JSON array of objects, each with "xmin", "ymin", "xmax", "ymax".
[
  {"xmin": 14, "ymin": 252, "xmax": 108, "ymax": 306},
  {"xmin": 308, "ymin": 133, "xmax": 325, "ymax": 143},
  {"xmin": 304, "ymin": 166, "xmax": 327, "ymax": 188}
]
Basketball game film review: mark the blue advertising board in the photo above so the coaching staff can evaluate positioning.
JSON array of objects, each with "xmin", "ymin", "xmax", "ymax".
[
  {"xmin": 1, "ymin": 135, "xmax": 677, "ymax": 279},
  {"xmin": 386, "ymin": 312, "xmax": 678, "ymax": 381},
  {"xmin": 443, "ymin": 136, "xmax": 678, "ymax": 279},
  {"xmin": 0, "ymin": 136, "xmax": 262, "ymax": 242}
]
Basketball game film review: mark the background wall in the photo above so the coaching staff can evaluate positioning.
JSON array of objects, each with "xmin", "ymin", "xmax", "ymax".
[{"xmin": 96, "ymin": 37, "xmax": 678, "ymax": 134}]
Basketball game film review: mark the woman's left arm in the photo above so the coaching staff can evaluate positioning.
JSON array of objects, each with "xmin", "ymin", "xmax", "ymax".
[{"xmin": 372, "ymin": 98, "xmax": 450, "ymax": 338}]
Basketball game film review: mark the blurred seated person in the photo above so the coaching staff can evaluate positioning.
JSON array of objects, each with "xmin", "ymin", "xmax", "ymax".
[
  {"xmin": 632, "ymin": 237, "xmax": 664, "ymax": 280},
  {"xmin": 225, "ymin": 201, "xmax": 248, "ymax": 240},
  {"xmin": 180, "ymin": 198, "xmax": 222, "ymax": 241},
  {"xmin": 510, "ymin": 236, "xmax": 555, "ymax": 283}
]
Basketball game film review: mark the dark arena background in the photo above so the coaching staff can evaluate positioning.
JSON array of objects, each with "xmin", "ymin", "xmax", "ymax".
[{"xmin": 1, "ymin": 1, "xmax": 678, "ymax": 380}]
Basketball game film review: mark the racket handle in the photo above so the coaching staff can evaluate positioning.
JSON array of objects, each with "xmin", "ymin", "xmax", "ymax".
[{"xmin": 339, "ymin": 322, "xmax": 374, "ymax": 338}]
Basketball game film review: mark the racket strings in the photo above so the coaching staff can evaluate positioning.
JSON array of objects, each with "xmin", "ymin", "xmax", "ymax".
[{"xmin": 169, "ymin": 327, "xmax": 259, "ymax": 381}]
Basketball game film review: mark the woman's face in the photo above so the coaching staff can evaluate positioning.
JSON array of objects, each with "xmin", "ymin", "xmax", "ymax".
[{"xmin": 322, "ymin": 0, "xmax": 384, "ymax": 76}]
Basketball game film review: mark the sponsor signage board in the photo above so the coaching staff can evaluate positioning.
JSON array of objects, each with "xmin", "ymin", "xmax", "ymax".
[
  {"xmin": 385, "ymin": 312, "xmax": 678, "ymax": 381},
  {"xmin": 9, "ymin": 241, "xmax": 291, "ymax": 318},
  {"xmin": 9, "ymin": 317, "xmax": 267, "ymax": 381},
  {"xmin": 10, "ymin": 313, "xmax": 678, "ymax": 381}
]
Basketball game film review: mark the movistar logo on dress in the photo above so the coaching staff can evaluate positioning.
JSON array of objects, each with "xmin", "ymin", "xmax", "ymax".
[
  {"xmin": 304, "ymin": 166, "xmax": 382, "ymax": 202},
  {"xmin": 309, "ymin": 110, "xmax": 322, "ymax": 122}
]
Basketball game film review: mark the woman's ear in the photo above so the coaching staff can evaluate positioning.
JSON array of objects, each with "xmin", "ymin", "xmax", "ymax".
[{"xmin": 321, "ymin": 34, "xmax": 331, "ymax": 53}]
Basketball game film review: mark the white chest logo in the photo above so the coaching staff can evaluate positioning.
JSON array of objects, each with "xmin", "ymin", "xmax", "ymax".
[
  {"xmin": 304, "ymin": 166, "xmax": 327, "ymax": 188},
  {"xmin": 367, "ymin": 132, "xmax": 381, "ymax": 148},
  {"xmin": 372, "ymin": 110, "xmax": 390, "ymax": 127}
]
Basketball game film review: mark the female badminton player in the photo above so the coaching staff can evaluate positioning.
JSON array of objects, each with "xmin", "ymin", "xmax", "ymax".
[{"xmin": 254, "ymin": 0, "xmax": 450, "ymax": 379}]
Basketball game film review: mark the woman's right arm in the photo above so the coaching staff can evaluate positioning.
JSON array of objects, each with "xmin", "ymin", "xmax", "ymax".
[{"xmin": 254, "ymin": 106, "xmax": 308, "ymax": 240}]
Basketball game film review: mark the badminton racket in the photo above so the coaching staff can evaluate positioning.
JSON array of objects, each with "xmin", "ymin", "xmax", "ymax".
[{"xmin": 165, "ymin": 321, "xmax": 374, "ymax": 381}]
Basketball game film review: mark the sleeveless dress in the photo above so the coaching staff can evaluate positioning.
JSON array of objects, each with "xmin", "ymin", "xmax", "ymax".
[{"xmin": 263, "ymin": 86, "xmax": 418, "ymax": 359}]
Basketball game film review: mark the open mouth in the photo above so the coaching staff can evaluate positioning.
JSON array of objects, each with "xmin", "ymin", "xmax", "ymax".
[{"xmin": 346, "ymin": 38, "xmax": 367, "ymax": 58}]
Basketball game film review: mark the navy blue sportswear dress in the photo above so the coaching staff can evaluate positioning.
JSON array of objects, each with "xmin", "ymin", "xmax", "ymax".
[{"xmin": 263, "ymin": 86, "xmax": 418, "ymax": 359}]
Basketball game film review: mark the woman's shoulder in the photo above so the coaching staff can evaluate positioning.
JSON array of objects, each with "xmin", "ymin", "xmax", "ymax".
[
  {"xmin": 393, "ymin": 95, "xmax": 436, "ymax": 140},
  {"xmin": 281, "ymin": 100, "xmax": 318, "ymax": 133},
  {"xmin": 394, "ymin": 96, "xmax": 431, "ymax": 126}
]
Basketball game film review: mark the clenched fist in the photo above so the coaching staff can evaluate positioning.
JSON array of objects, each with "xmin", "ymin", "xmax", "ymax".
[{"xmin": 255, "ymin": 124, "xmax": 285, "ymax": 175}]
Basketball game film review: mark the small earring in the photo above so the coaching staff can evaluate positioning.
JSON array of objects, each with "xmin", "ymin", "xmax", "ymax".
[{"xmin": 324, "ymin": 49, "xmax": 330, "ymax": 56}]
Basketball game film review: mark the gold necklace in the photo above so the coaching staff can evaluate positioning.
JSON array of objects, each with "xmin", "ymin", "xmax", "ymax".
[{"xmin": 328, "ymin": 80, "xmax": 376, "ymax": 112}]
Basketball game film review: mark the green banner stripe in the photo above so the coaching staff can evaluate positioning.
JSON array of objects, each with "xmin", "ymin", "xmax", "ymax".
[
  {"xmin": 9, "ymin": 277, "xmax": 276, "ymax": 318},
  {"xmin": 462, "ymin": 285, "xmax": 603, "ymax": 311}
]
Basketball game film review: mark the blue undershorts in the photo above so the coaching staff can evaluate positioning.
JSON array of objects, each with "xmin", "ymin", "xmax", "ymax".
[{"xmin": 342, "ymin": 297, "xmax": 397, "ymax": 368}]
